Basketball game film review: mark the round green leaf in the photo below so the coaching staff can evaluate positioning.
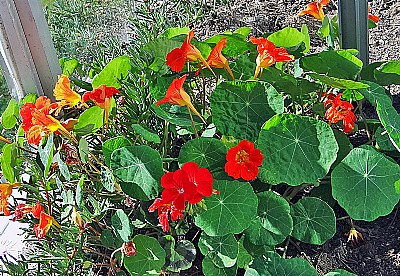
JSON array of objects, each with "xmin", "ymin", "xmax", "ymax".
[
  {"xmin": 110, "ymin": 146, "xmax": 163, "ymax": 200},
  {"xmin": 1, "ymin": 99, "xmax": 19, "ymax": 129},
  {"xmin": 74, "ymin": 106, "xmax": 104, "ymax": 135},
  {"xmin": 202, "ymin": 255, "xmax": 237, "ymax": 276},
  {"xmin": 245, "ymin": 191, "xmax": 293, "ymax": 246},
  {"xmin": 291, "ymin": 197, "xmax": 336, "ymax": 245},
  {"xmin": 199, "ymin": 233, "xmax": 238, "ymax": 268},
  {"xmin": 132, "ymin": 124, "xmax": 160, "ymax": 144},
  {"xmin": 246, "ymin": 253, "xmax": 318, "ymax": 276},
  {"xmin": 100, "ymin": 229, "xmax": 115, "ymax": 248},
  {"xmin": 308, "ymin": 73, "xmax": 369, "ymax": 89},
  {"xmin": 300, "ymin": 49, "xmax": 362, "ymax": 80},
  {"xmin": 92, "ymin": 56, "xmax": 132, "ymax": 89},
  {"xmin": 194, "ymin": 180, "xmax": 258, "ymax": 236},
  {"xmin": 211, "ymin": 80, "xmax": 283, "ymax": 141},
  {"xmin": 100, "ymin": 166, "xmax": 115, "ymax": 192},
  {"xmin": 152, "ymin": 104, "xmax": 202, "ymax": 130},
  {"xmin": 111, "ymin": 209, "xmax": 132, "ymax": 242},
  {"xmin": 102, "ymin": 137, "xmax": 132, "ymax": 167},
  {"xmin": 178, "ymin": 137, "xmax": 227, "ymax": 178},
  {"xmin": 268, "ymin": 27, "xmax": 306, "ymax": 48},
  {"xmin": 325, "ymin": 269, "xmax": 357, "ymax": 276},
  {"xmin": 160, "ymin": 236, "xmax": 196, "ymax": 273},
  {"xmin": 124, "ymin": 235, "xmax": 166, "ymax": 276},
  {"xmin": 257, "ymin": 114, "xmax": 338, "ymax": 186},
  {"xmin": 237, "ymin": 236, "xmax": 253, "ymax": 269},
  {"xmin": 332, "ymin": 129, "xmax": 353, "ymax": 168},
  {"xmin": 331, "ymin": 146, "xmax": 400, "ymax": 221}
]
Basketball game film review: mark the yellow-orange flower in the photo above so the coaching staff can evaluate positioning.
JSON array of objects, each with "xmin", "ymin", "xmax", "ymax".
[
  {"xmin": 53, "ymin": 75, "xmax": 87, "ymax": 115},
  {"xmin": 34, "ymin": 211, "xmax": 60, "ymax": 240},
  {"xmin": 20, "ymin": 96, "xmax": 74, "ymax": 145},
  {"xmin": 156, "ymin": 74, "xmax": 205, "ymax": 124},
  {"xmin": 298, "ymin": 0, "xmax": 330, "ymax": 21},
  {"xmin": 250, "ymin": 37, "xmax": 295, "ymax": 79},
  {"xmin": 0, "ymin": 183, "xmax": 20, "ymax": 216}
]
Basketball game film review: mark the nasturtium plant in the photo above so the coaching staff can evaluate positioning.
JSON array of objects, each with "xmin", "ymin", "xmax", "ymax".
[{"xmin": 1, "ymin": 2, "xmax": 398, "ymax": 275}]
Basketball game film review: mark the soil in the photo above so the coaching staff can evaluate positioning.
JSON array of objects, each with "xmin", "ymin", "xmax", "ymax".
[{"xmin": 192, "ymin": 1, "xmax": 400, "ymax": 276}]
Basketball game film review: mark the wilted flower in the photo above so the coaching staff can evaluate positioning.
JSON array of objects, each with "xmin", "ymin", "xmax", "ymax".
[
  {"xmin": 122, "ymin": 241, "xmax": 137, "ymax": 257},
  {"xmin": 346, "ymin": 227, "xmax": 364, "ymax": 245}
]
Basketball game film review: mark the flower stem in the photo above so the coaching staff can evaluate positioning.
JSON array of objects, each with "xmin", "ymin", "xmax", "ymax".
[{"xmin": 187, "ymin": 106, "xmax": 199, "ymax": 138}]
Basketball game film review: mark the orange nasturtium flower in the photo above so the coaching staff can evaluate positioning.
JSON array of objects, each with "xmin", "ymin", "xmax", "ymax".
[
  {"xmin": 249, "ymin": 37, "xmax": 294, "ymax": 79},
  {"xmin": 298, "ymin": 0, "xmax": 330, "ymax": 21},
  {"xmin": 166, "ymin": 30, "xmax": 215, "ymax": 75},
  {"xmin": 156, "ymin": 74, "xmax": 206, "ymax": 124},
  {"xmin": 324, "ymin": 93, "xmax": 356, "ymax": 133},
  {"xmin": 206, "ymin": 38, "xmax": 234, "ymax": 80},
  {"xmin": 20, "ymin": 96, "xmax": 73, "ymax": 145},
  {"xmin": 368, "ymin": 7, "xmax": 380, "ymax": 23},
  {"xmin": 34, "ymin": 211, "xmax": 60, "ymax": 240},
  {"xmin": 82, "ymin": 85, "xmax": 120, "ymax": 128},
  {"xmin": 53, "ymin": 75, "xmax": 88, "ymax": 115},
  {"xmin": 0, "ymin": 183, "xmax": 20, "ymax": 216}
]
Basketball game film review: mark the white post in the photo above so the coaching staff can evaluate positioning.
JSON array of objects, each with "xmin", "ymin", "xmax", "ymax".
[{"xmin": 0, "ymin": 0, "xmax": 61, "ymax": 101}]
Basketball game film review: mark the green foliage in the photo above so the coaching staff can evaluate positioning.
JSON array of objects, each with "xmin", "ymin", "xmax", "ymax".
[
  {"xmin": 290, "ymin": 197, "xmax": 336, "ymax": 244},
  {"xmin": 211, "ymin": 81, "xmax": 283, "ymax": 141},
  {"xmin": 124, "ymin": 235, "xmax": 166, "ymax": 275},
  {"xmin": 92, "ymin": 56, "xmax": 132, "ymax": 89},
  {"xmin": 110, "ymin": 145, "xmax": 163, "ymax": 200},
  {"xmin": 195, "ymin": 180, "xmax": 258, "ymax": 236},
  {"xmin": 245, "ymin": 191, "xmax": 293, "ymax": 246},
  {"xmin": 257, "ymin": 114, "xmax": 339, "ymax": 186},
  {"xmin": 331, "ymin": 146, "xmax": 400, "ymax": 221},
  {"xmin": 1, "ymin": 99, "xmax": 19, "ymax": 129}
]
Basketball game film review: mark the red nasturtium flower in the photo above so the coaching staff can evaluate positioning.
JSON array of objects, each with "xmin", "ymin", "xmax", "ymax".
[
  {"xmin": 206, "ymin": 38, "xmax": 234, "ymax": 80},
  {"xmin": 297, "ymin": 0, "xmax": 330, "ymax": 21},
  {"xmin": 0, "ymin": 183, "xmax": 20, "ymax": 216},
  {"xmin": 166, "ymin": 30, "xmax": 214, "ymax": 75},
  {"xmin": 156, "ymin": 74, "xmax": 206, "ymax": 123},
  {"xmin": 249, "ymin": 37, "xmax": 294, "ymax": 79},
  {"xmin": 20, "ymin": 96, "xmax": 72, "ymax": 145},
  {"xmin": 53, "ymin": 75, "xmax": 88, "ymax": 115},
  {"xmin": 82, "ymin": 85, "xmax": 120, "ymax": 128},
  {"xmin": 149, "ymin": 162, "xmax": 215, "ymax": 232},
  {"xmin": 368, "ymin": 7, "xmax": 380, "ymax": 23},
  {"xmin": 324, "ymin": 93, "xmax": 356, "ymax": 133},
  {"xmin": 225, "ymin": 140, "xmax": 264, "ymax": 181},
  {"xmin": 34, "ymin": 211, "xmax": 60, "ymax": 241}
]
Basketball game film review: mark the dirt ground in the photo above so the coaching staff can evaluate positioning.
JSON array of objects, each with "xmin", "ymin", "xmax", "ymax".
[{"xmin": 194, "ymin": 1, "xmax": 400, "ymax": 276}]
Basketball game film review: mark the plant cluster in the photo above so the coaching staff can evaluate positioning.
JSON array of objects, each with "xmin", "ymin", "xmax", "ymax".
[{"xmin": 1, "ymin": 0, "xmax": 399, "ymax": 275}]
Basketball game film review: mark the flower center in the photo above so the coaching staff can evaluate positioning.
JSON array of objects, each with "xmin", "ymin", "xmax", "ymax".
[{"xmin": 235, "ymin": 150, "xmax": 249, "ymax": 163}]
